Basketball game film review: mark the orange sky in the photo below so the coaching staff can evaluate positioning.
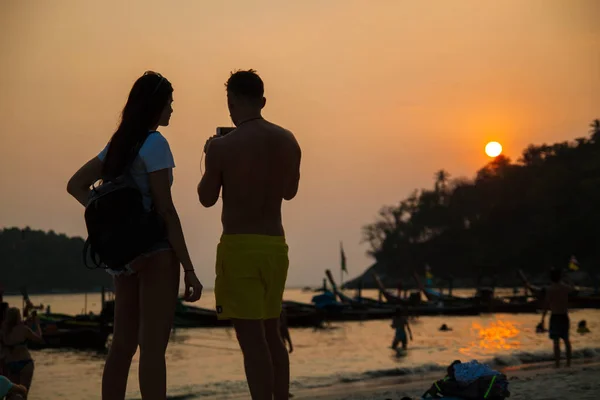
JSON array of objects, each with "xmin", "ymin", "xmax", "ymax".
[{"xmin": 1, "ymin": 0, "xmax": 599, "ymax": 287}]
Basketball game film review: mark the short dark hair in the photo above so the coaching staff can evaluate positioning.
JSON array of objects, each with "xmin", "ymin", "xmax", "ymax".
[
  {"xmin": 226, "ymin": 69, "xmax": 264, "ymax": 100},
  {"xmin": 550, "ymin": 268, "xmax": 562, "ymax": 283}
]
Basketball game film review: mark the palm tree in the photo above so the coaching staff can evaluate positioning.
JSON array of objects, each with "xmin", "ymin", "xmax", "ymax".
[
  {"xmin": 590, "ymin": 119, "xmax": 600, "ymax": 142},
  {"xmin": 434, "ymin": 169, "xmax": 450, "ymax": 194}
]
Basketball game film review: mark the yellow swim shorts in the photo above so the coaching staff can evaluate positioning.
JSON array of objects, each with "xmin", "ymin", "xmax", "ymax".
[{"xmin": 214, "ymin": 234, "xmax": 289, "ymax": 320}]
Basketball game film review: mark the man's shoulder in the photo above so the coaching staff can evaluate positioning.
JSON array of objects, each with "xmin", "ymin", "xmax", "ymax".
[{"xmin": 271, "ymin": 124, "xmax": 299, "ymax": 150}]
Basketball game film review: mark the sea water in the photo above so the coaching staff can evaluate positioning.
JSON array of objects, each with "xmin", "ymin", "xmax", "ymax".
[{"xmin": 4, "ymin": 289, "xmax": 600, "ymax": 399}]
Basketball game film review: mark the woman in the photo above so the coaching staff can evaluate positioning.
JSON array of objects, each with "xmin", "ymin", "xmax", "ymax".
[
  {"xmin": 1, "ymin": 307, "xmax": 43, "ymax": 396},
  {"xmin": 67, "ymin": 71, "xmax": 203, "ymax": 400}
]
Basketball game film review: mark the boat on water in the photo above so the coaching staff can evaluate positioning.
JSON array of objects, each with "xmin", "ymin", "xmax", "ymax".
[
  {"xmin": 313, "ymin": 271, "xmax": 483, "ymax": 319},
  {"xmin": 98, "ymin": 299, "xmax": 326, "ymax": 329},
  {"xmin": 413, "ymin": 272, "xmax": 540, "ymax": 314},
  {"xmin": 29, "ymin": 326, "xmax": 110, "ymax": 351}
]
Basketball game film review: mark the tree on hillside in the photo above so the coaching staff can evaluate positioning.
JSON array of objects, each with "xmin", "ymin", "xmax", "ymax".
[
  {"xmin": 362, "ymin": 119, "xmax": 600, "ymax": 284},
  {"xmin": 0, "ymin": 227, "xmax": 113, "ymax": 293}
]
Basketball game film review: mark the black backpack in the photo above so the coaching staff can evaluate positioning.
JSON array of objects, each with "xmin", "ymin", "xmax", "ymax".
[
  {"xmin": 83, "ymin": 138, "xmax": 166, "ymax": 271},
  {"xmin": 423, "ymin": 360, "xmax": 510, "ymax": 400}
]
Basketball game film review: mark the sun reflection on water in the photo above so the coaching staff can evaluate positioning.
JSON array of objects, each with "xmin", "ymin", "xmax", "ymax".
[{"xmin": 459, "ymin": 320, "xmax": 521, "ymax": 356}]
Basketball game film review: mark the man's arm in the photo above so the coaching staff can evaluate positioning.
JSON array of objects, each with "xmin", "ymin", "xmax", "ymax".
[
  {"xmin": 281, "ymin": 327, "xmax": 293, "ymax": 352},
  {"xmin": 198, "ymin": 141, "xmax": 223, "ymax": 207},
  {"xmin": 406, "ymin": 320, "xmax": 413, "ymax": 340},
  {"xmin": 540, "ymin": 290, "xmax": 550, "ymax": 324},
  {"xmin": 283, "ymin": 137, "xmax": 301, "ymax": 201}
]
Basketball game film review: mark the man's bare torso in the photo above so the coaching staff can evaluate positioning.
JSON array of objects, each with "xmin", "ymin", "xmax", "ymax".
[
  {"xmin": 217, "ymin": 119, "xmax": 299, "ymax": 236},
  {"xmin": 545, "ymin": 283, "xmax": 570, "ymax": 315}
]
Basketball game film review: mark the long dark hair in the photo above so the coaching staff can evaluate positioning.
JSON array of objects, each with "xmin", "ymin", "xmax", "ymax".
[
  {"xmin": 2, "ymin": 307, "xmax": 21, "ymax": 337},
  {"xmin": 102, "ymin": 72, "xmax": 173, "ymax": 180}
]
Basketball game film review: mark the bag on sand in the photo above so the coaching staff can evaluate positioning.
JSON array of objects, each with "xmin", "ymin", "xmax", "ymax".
[{"xmin": 422, "ymin": 360, "xmax": 510, "ymax": 400}]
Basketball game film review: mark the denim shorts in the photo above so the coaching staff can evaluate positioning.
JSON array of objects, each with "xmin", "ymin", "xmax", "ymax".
[{"xmin": 107, "ymin": 239, "xmax": 172, "ymax": 276}]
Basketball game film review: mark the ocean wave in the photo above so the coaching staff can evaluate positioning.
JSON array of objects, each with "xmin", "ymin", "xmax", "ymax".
[{"xmin": 492, "ymin": 346, "xmax": 600, "ymax": 366}]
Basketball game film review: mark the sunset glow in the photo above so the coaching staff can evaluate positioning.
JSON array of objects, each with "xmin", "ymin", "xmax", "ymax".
[{"xmin": 460, "ymin": 320, "xmax": 521, "ymax": 356}]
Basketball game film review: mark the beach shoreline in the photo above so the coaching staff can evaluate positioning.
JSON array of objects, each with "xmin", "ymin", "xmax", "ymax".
[{"xmin": 219, "ymin": 359, "xmax": 600, "ymax": 400}]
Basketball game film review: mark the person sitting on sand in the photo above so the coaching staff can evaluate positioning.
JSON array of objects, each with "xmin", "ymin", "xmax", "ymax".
[
  {"xmin": 577, "ymin": 320, "xmax": 590, "ymax": 335},
  {"xmin": 391, "ymin": 308, "xmax": 413, "ymax": 350},
  {"xmin": 0, "ymin": 375, "xmax": 28, "ymax": 399},
  {"xmin": 540, "ymin": 268, "xmax": 572, "ymax": 368},
  {"xmin": 439, "ymin": 324, "xmax": 452, "ymax": 332},
  {"xmin": 1, "ymin": 307, "xmax": 44, "ymax": 397}
]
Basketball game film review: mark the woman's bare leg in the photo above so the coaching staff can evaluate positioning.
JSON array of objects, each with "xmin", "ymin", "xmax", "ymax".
[
  {"xmin": 102, "ymin": 274, "xmax": 140, "ymax": 400},
  {"xmin": 18, "ymin": 362, "xmax": 34, "ymax": 395},
  {"xmin": 137, "ymin": 251, "xmax": 180, "ymax": 400}
]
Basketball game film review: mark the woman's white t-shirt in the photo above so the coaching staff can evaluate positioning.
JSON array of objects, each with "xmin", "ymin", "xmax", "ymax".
[{"xmin": 97, "ymin": 131, "xmax": 175, "ymax": 211}]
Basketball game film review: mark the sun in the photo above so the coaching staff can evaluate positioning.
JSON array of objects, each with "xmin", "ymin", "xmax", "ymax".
[{"xmin": 485, "ymin": 141, "xmax": 503, "ymax": 158}]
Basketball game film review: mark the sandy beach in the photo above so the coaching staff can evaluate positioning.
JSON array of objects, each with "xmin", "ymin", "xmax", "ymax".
[
  {"xmin": 289, "ymin": 361, "xmax": 600, "ymax": 400},
  {"xmin": 221, "ymin": 360, "xmax": 600, "ymax": 400}
]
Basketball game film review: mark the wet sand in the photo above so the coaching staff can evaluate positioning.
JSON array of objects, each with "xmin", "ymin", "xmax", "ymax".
[
  {"xmin": 290, "ymin": 361, "xmax": 600, "ymax": 400},
  {"xmin": 221, "ymin": 360, "xmax": 600, "ymax": 399}
]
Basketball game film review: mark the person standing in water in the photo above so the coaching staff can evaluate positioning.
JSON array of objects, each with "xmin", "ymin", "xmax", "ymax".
[
  {"xmin": 391, "ymin": 308, "xmax": 413, "ymax": 350},
  {"xmin": 540, "ymin": 268, "xmax": 572, "ymax": 367},
  {"xmin": 198, "ymin": 69, "xmax": 301, "ymax": 400}
]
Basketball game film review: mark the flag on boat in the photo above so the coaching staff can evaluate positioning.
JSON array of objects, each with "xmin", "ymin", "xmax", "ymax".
[
  {"xmin": 568, "ymin": 255, "xmax": 579, "ymax": 271},
  {"xmin": 425, "ymin": 264, "xmax": 433, "ymax": 286},
  {"xmin": 340, "ymin": 242, "xmax": 347, "ymax": 274}
]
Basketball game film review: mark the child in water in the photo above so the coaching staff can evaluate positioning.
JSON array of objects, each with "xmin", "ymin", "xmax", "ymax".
[{"xmin": 391, "ymin": 308, "xmax": 413, "ymax": 350}]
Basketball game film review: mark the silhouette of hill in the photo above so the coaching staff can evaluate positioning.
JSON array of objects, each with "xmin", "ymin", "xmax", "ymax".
[
  {"xmin": 0, "ymin": 227, "xmax": 112, "ymax": 293},
  {"xmin": 347, "ymin": 119, "xmax": 600, "ymax": 289}
]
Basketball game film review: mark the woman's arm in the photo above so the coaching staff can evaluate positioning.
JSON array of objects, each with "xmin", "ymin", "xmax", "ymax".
[
  {"xmin": 67, "ymin": 157, "xmax": 103, "ymax": 206},
  {"xmin": 25, "ymin": 324, "xmax": 44, "ymax": 344},
  {"xmin": 148, "ymin": 169, "xmax": 194, "ymax": 271},
  {"xmin": 149, "ymin": 169, "xmax": 202, "ymax": 301}
]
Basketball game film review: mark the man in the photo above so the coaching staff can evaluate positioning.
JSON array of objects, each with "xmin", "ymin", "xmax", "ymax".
[
  {"xmin": 540, "ymin": 268, "xmax": 572, "ymax": 367},
  {"xmin": 198, "ymin": 69, "xmax": 301, "ymax": 400}
]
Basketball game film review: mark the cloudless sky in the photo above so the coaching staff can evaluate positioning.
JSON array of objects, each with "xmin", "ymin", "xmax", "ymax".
[{"xmin": 1, "ymin": 0, "xmax": 598, "ymax": 287}]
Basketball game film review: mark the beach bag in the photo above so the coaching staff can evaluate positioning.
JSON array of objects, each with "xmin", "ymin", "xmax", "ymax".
[
  {"xmin": 83, "ymin": 137, "xmax": 165, "ymax": 271},
  {"xmin": 422, "ymin": 360, "xmax": 510, "ymax": 400}
]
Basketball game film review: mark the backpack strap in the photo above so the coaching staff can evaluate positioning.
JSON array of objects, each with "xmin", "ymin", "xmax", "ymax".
[
  {"xmin": 483, "ymin": 374, "xmax": 498, "ymax": 399},
  {"xmin": 82, "ymin": 238, "xmax": 103, "ymax": 270},
  {"xmin": 422, "ymin": 376, "xmax": 449, "ymax": 398}
]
